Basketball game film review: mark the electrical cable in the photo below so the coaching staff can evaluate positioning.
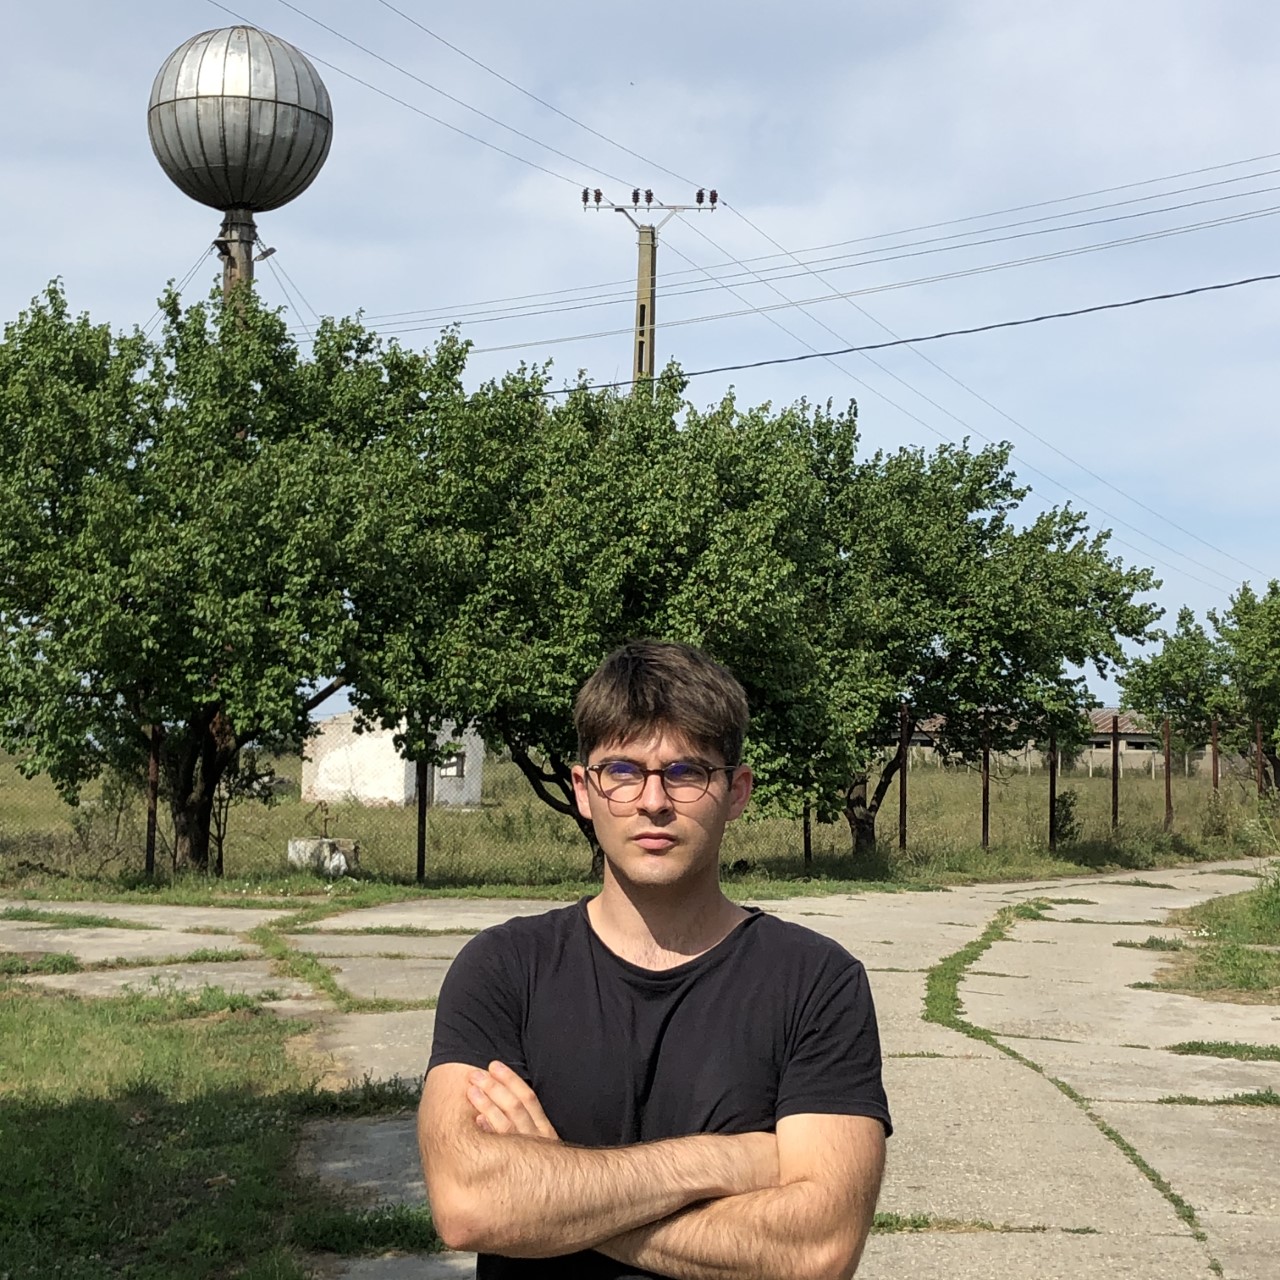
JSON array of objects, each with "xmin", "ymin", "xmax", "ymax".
[
  {"xmin": 371, "ymin": 0, "xmax": 691, "ymax": 187},
  {"xmin": 457, "ymin": 206, "xmax": 1280, "ymax": 352},
  {"xmin": 264, "ymin": 255, "xmax": 312, "ymax": 339},
  {"xmin": 271, "ymin": 255, "xmax": 323, "ymax": 329},
  {"xmin": 316, "ymin": 195, "xmax": 1280, "ymax": 339},
  {"xmin": 314, "ymin": 172, "xmax": 1280, "ymax": 331},
  {"xmin": 257, "ymin": 0, "xmax": 638, "ymax": 187},
  {"xmin": 722, "ymin": 204, "xmax": 1273, "ymax": 581},
  {"xmin": 225, "ymin": 0, "xmax": 1270, "ymax": 585},
  {"xmin": 525, "ymin": 269, "xmax": 1280, "ymax": 387},
  {"xmin": 665, "ymin": 230, "xmax": 1243, "ymax": 591},
  {"xmin": 204, "ymin": 0, "xmax": 592, "ymax": 187},
  {"xmin": 143, "ymin": 247, "xmax": 216, "ymax": 336}
]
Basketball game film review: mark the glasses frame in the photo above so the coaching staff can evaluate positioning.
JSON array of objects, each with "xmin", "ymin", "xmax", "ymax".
[{"xmin": 585, "ymin": 760, "xmax": 738, "ymax": 803}]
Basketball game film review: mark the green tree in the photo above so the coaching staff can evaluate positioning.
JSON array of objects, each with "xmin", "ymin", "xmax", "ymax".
[
  {"xmin": 1211, "ymin": 582, "xmax": 1280, "ymax": 791},
  {"xmin": 1120, "ymin": 606, "xmax": 1232, "ymax": 755},
  {"xmin": 803, "ymin": 428, "xmax": 1159, "ymax": 854},
  {"xmin": 0, "ymin": 283, "xmax": 463, "ymax": 871},
  {"xmin": 349, "ymin": 371, "xmax": 832, "ymax": 873}
]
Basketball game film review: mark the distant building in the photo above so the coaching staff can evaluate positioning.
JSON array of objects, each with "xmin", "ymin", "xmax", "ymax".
[{"xmin": 301, "ymin": 712, "xmax": 484, "ymax": 807}]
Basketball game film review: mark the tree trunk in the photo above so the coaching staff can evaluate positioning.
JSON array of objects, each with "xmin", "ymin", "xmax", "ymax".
[
  {"xmin": 507, "ymin": 742, "xmax": 603, "ymax": 878},
  {"xmin": 842, "ymin": 752, "xmax": 904, "ymax": 862},
  {"xmin": 168, "ymin": 708, "xmax": 238, "ymax": 875},
  {"xmin": 843, "ymin": 774, "xmax": 877, "ymax": 856}
]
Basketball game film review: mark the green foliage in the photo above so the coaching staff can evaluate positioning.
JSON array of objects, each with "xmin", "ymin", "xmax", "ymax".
[
  {"xmin": 1165, "ymin": 1041, "xmax": 1280, "ymax": 1061},
  {"xmin": 0, "ymin": 282, "xmax": 1165, "ymax": 872},
  {"xmin": 0, "ymin": 282, "xmax": 466, "ymax": 872},
  {"xmin": 1211, "ymin": 581, "xmax": 1280, "ymax": 785},
  {"xmin": 1121, "ymin": 606, "xmax": 1232, "ymax": 753}
]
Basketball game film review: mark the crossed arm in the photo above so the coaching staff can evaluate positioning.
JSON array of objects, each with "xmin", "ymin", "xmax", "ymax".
[{"xmin": 419, "ymin": 1060, "xmax": 885, "ymax": 1280}]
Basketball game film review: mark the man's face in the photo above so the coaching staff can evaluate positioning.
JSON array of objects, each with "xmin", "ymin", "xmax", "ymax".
[{"xmin": 571, "ymin": 728, "xmax": 753, "ymax": 890}]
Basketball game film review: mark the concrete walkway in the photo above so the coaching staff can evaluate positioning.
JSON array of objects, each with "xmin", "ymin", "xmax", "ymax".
[{"xmin": 4, "ymin": 858, "xmax": 1278, "ymax": 1278}]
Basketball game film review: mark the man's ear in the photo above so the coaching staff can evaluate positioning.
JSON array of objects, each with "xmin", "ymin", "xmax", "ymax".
[
  {"xmin": 571, "ymin": 763, "xmax": 593, "ymax": 822},
  {"xmin": 726, "ymin": 765, "xmax": 753, "ymax": 820}
]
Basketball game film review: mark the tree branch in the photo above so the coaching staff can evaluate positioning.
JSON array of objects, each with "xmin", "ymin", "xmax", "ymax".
[{"xmin": 304, "ymin": 678, "xmax": 347, "ymax": 713}]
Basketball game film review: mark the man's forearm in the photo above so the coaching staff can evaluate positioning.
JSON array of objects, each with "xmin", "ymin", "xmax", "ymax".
[
  {"xmin": 431, "ymin": 1130, "xmax": 770, "ymax": 1258},
  {"xmin": 597, "ymin": 1179, "xmax": 876, "ymax": 1280}
]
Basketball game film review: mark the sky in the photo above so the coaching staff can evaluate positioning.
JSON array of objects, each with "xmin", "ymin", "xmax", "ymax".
[{"xmin": 4, "ymin": 0, "xmax": 1279, "ymax": 703}]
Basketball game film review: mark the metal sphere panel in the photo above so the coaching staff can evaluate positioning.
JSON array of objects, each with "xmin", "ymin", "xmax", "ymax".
[{"xmin": 149, "ymin": 26, "xmax": 332, "ymax": 213}]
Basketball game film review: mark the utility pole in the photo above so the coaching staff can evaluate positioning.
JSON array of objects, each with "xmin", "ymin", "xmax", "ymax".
[{"xmin": 583, "ymin": 187, "xmax": 718, "ymax": 385}]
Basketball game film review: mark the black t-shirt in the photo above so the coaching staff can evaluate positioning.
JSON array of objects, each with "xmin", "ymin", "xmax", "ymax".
[{"xmin": 427, "ymin": 897, "xmax": 891, "ymax": 1279}]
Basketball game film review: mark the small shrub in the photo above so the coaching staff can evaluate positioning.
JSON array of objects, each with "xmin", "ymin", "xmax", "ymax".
[{"xmin": 1053, "ymin": 789, "xmax": 1082, "ymax": 846}]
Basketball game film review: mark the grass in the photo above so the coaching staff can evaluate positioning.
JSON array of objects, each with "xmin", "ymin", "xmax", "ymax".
[
  {"xmin": 870, "ymin": 1212, "xmax": 1046, "ymax": 1234},
  {"xmin": 3, "ymin": 751, "xmax": 1273, "ymax": 903},
  {"xmin": 1156, "ymin": 1089, "xmax": 1280, "ymax": 1107},
  {"xmin": 0, "ymin": 984, "xmax": 439, "ymax": 1278},
  {"xmin": 0, "ymin": 906, "xmax": 156, "ymax": 930},
  {"xmin": 1139, "ymin": 871, "xmax": 1280, "ymax": 1002},
  {"xmin": 0, "ymin": 952, "xmax": 81, "ymax": 976},
  {"xmin": 1114, "ymin": 936, "xmax": 1186, "ymax": 951},
  {"xmin": 1165, "ymin": 1041, "xmax": 1280, "ymax": 1061},
  {"xmin": 1143, "ymin": 943, "xmax": 1280, "ymax": 1001}
]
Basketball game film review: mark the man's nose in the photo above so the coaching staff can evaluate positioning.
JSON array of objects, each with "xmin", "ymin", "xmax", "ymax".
[{"xmin": 637, "ymin": 771, "xmax": 672, "ymax": 811}]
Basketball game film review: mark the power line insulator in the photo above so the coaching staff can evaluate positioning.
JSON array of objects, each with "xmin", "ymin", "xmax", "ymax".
[
  {"xmin": 593, "ymin": 188, "xmax": 603, "ymax": 206},
  {"xmin": 696, "ymin": 188, "xmax": 705, "ymax": 205},
  {"xmin": 709, "ymin": 189, "xmax": 718, "ymax": 206},
  {"xmin": 582, "ymin": 187, "xmax": 589, "ymax": 206},
  {"xmin": 644, "ymin": 189, "xmax": 653, "ymax": 205},
  {"xmin": 631, "ymin": 188, "xmax": 640, "ymax": 206}
]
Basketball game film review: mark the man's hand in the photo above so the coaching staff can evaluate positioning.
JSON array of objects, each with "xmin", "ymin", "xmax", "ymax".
[{"xmin": 467, "ymin": 1060, "xmax": 560, "ymax": 1140}]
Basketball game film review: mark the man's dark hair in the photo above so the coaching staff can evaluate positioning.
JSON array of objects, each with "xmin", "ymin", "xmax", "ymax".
[{"xmin": 574, "ymin": 640, "xmax": 750, "ymax": 765}]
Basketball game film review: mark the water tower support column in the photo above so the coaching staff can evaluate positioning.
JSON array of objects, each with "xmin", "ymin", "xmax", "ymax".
[{"xmin": 215, "ymin": 207, "xmax": 258, "ymax": 297}]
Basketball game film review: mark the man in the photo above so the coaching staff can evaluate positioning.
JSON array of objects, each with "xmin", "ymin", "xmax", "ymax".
[{"xmin": 419, "ymin": 640, "xmax": 890, "ymax": 1279}]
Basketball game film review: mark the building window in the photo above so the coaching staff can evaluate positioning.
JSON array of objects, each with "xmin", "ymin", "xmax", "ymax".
[
  {"xmin": 437, "ymin": 753, "xmax": 465, "ymax": 779},
  {"xmin": 1125, "ymin": 741, "xmax": 1152, "ymax": 751}
]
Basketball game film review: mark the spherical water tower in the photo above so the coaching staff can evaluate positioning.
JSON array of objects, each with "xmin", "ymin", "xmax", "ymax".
[{"xmin": 148, "ymin": 26, "xmax": 332, "ymax": 295}]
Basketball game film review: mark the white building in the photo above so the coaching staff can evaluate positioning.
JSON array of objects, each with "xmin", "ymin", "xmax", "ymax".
[{"xmin": 301, "ymin": 712, "xmax": 485, "ymax": 807}]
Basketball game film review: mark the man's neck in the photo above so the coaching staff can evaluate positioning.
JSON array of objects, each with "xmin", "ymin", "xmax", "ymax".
[{"xmin": 586, "ymin": 873, "xmax": 748, "ymax": 971}]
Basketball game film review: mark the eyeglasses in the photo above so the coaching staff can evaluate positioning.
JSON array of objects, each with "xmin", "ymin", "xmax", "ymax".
[{"xmin": 586, "ymin": 760, "xmax": 737, "ymax": 804}]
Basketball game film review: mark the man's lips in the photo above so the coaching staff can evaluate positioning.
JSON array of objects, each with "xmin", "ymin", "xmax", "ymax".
[{"xmin": 633, "ymin": 832, "xmax": 677, "ymax": 851}]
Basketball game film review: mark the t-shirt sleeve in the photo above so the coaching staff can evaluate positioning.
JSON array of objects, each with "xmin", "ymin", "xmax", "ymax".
[
  {"xmin": 426, "ymin": 927, "xmax": 528, "ymax": 1081},
  {"xmin": 775, "ymin": 956, "xmax": 893, "ymax": 1137}
]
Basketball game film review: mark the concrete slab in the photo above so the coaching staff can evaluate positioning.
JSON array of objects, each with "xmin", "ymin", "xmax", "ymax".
[
  {"xmin": 963, "ymin": 973, "xmax": 1280, "ymax": 1047},
  {"xmin": 297, "ymin": 1115, "xmax": 424, "ymax": 1207},
  {"xmin": 1200, "ymin": 1210, "xmax": 1280, "ymax": 1280},
  {"xmin": 1093, "ymin": 1101, "xmax": 1280, "ymax": 1217},
  {"xmin": 856, "ymin": 1229, "xmax": 1209, "ymax": 1279},
  {"xmin": 880, "ymin": 1058, "xmax": 1191, "ymax": 1233},
  {"xmin": 979, "ymin": 921, "xmax": 1188, "ymax": 985},
  {"xmin": 0, "ymin": 899, "xmax": 287, "ymax": 931},
  {"xmin": 870, "ymin": 971, "xmax": 1000, "ymax": 1059},
  {"xmin": 0, "ymin": 925, "xmax": 258, "ymax": 965},
  {"xmin": 1010, "ymin": 1039, "xmax": 1280, "ymax": 1103},
  {"xmin": 286, "ymin": 933, "xmax": 475, "ymax": 960},
  {"xmin": 324, "ymin": 956, "xmax": 452, "ymax": 1003},
  {"xmin": 310, "ymin": 900, "xmax": 556, "ymax": 933},
  {"xmin": 311, "ymin": 1009, "xmax": 436, "ymax": 1085},
  {"xmin": 18, "ymin": 960, "xmax": 314, "ymax": 1001},
  {"xmin": 312, "ymin": 1255, "xmax": 475, "ymax": 1279}
]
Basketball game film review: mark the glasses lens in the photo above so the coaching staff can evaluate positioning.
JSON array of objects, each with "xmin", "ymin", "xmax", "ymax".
[
  {"xmin": 598, "ymin": 761, "xmax": 644, "ymax": 799},
  {"xmin": 662, "ymin": 762, "xmax": 711, "ymax": 798}
]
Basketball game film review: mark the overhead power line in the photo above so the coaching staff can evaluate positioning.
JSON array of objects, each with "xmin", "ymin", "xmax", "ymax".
[
  {"xmin": 315, "ymin": 196, "xmax": 1280, "ymax": 340},
  {"xmin": 530, "ymin": 270, "xmax": 1280, "ymax": 389},
  {"xmin": 205, "ymin": 0, "xmax": 595, "ymax": 187},
  {"xmin": 462, "ymin": 207, "xmax": 1280, "ymax": 353},
  {"xmin": 308, "ymin": 166, "xmax": 1280, "ymax": 331},
  {"xmin": 233, "ymin": 0, "xmax": 1269, "ymax": 588}
]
